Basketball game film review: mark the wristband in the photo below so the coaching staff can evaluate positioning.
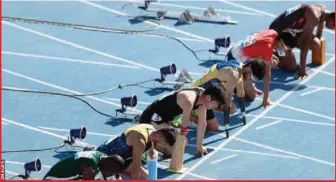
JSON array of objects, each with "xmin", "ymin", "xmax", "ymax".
[{"xmin": 181, "ymin": 126, "xmax": 188, "ymax": 134}]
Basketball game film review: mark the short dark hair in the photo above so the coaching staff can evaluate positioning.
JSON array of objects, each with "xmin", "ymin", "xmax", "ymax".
[
  {"xmin": 158, "ymin": 127, "xmax": 178, "ymax": 146},
  {"xmin": 278, "ymin": 32, "xmax": 297, "ymax": 49},
  {"xmin": 245, "ymin": 60, "xmax": 266, "ymax": 80},
  {"xmin": 202, "ymin": 84, "xmax": 226, "ymax": 105},
  {"xmin": 99, "ymin": 155, "xmax": 125, "ymax": 173}
]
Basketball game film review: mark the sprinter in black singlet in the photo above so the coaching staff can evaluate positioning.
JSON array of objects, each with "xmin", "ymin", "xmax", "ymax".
[
  {"xmin": 270, "ymin": 4, "xmax": 334, "ymax": 78},
  {"xmin": 138, "ymin": 84, "xmax": 226, "ymax": 155}
]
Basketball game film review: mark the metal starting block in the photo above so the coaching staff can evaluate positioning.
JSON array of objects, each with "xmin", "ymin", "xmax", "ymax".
[
  {"xmin": 204, "ymin": 7, "xmax": 218, "ymax": 17},
  {"xmin": 155, "ymin": 7, "xmax": 238, "ymax": 25},
  {"xmin": 173, "ymin": 68, "xmax": 194, "ymax": 90}
]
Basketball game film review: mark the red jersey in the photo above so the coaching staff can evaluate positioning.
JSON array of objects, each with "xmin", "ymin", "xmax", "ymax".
[{"xmin": 240, "ymin": 29, "xmax": 278, "ymax": 62}]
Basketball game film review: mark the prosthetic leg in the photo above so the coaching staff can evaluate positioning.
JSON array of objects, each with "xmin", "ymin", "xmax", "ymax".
[{"xmin": 168, "ymin": 133, "xmax": 187, "ymax": 173}]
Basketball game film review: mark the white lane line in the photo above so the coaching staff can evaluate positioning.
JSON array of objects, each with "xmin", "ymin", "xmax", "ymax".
[
  {"xmin": 316, "ymin": 70, "xmax": 335, "ymax": 77},
  {"xmin": 132, "ymin": 1, "xmax": 262, "ymax": 16},
  {"xmin": 253, "ymin": 80, "xmax": 335, "ymax": 91},
  {"xmin": 37, "ymin": 126, "xmax": 117, "ymax": 137},
  {"xmin": 176, "ymin": 56, "xmax": 334, "ymax": 179},
  {"xmin": 2, "ymin": 68, "xmax": 142, "ymax": 113},
  {"xmin": 2, "ymin": 117, "xmax": 93, "ymax": 147},
  {"xmin": 255, "ymin": 120, "xmax": 283, "ymax": 130},
  {"xmin": 2, "ymin": 51, "xmax": 140, "ymax": 69},
  {"xmin": 300, "ymin": 87, "xmax": 324, "ymax": 96},
  {"xmin": 255, "ymin": 97, "xmax": 334, "ymax": 121},
  {"xmin": 77, "ymin": 0, "xmax": 214, "ymax": 43},
  {"xmin": 234, "ymin": 137, "xmax": 335, "ymax": 166},
  {"xmin": 5, "ymin": 160, "xmax": 51, "ymax": 169},
  {"xmin": 2, "ymin": 21, "xmax": 160, "ymax": 72},
  {"xmin": 2, "ymin": 122, "xmax": 10, "ymax": 125},
  {"xmin": 247, "ymin": 114, "xmax": 335, "ymax": 127},
  {"xmin": 187, "ymin": 143, "xmax": 299, "ymax": 159},
  {"xmin": 210, "ymin": 154, "xmax": 238, "ymax": 164}
]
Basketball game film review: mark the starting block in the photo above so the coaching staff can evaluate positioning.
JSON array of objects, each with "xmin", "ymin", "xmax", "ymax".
[
  {"xmin": 173, "ymin": 68, "xmax": 194, "ymax": 90},
  {"xmin": 312, "ymin": 37, "xmax": 326, "ymax": 66},
  {"xmin": 204, "ymin": 7, "xmax": 218, "ymax": 17},
  {"xmin": 155, "ymin": 7, "xmax": 238, "ymax": 25}
]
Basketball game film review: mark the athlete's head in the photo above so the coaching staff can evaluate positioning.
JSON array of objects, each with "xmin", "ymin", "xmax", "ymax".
[
  {"xmin": 150, "ymin": 127, "xmax": 178, "ymax": 157},
  {"xmin": 201, "ymin": 84, "xmax": 226, "ymax": 110},
  {"xmin": 275, "ymin": 32, "xmax": 297, "ymax": 56},
  {"xmin": 99, "ymin": 155, "xmax": 125, "ymax": 177},
  {"xmin": 244, "ymin": 60, "xmax": 266, "ymax": 80},
  {"xmin": 325, "ymin": 12, "xmax": 335, "ymax": 30}
]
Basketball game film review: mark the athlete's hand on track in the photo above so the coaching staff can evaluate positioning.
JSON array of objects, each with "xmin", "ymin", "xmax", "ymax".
[
  {"xmin": 260, "ymin": 99, "xmax": 271, "ymax": 108},
  {"xmin": 295, "ymin": 70, "xmax": 308, "ymax": 80},
  {"xmin": 196, "ymin": 146, "xmax": 208, "ymax": 156}
]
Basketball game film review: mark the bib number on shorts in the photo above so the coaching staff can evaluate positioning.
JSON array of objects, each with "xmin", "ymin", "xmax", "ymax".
[
  {"xmin": 240, "ymin": 33, "xmax": 257, "ymax": 48},
  {"xmin": 151, "ymin": 113, "xmax": 162, "ymax": 122}
]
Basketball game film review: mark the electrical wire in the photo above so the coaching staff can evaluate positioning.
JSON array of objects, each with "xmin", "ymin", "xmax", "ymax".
[
  {"xmin": 2, "ymin": 86, "xmax": 116, "ymax": 118},
  {"xmin": 2, "ymin": 16, "xmax": 161, "ymax": 33},
  {"xmin": 2, "ymin": 143, "xmax": 66, "ymax": 153},
  {"xmin": 1, "ymin": 16, "xmax": 223, "ymax": 61},
  {"xmin": 1, "ymin": 78, "xmax": 182, "ymax": 118}
]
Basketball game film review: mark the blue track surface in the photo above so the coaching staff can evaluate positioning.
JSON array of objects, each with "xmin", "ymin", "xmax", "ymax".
[{"xmin": 2, "ymin": 1, "xmax": 335, "ymax": 180}]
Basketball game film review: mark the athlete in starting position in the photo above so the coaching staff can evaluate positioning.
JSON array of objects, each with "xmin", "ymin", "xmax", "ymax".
[
  {"xmin": 44, "ymin": 124, "xmax": 177, "ymax": 180},
  {"xmin": 270, "ymin": 4, "xmax": 335, "ymax": 78},
  {"xmin": 95, "ymin": 124, "xmax": 177, "ymax": 179},
  {"xmin": 226, "ymin": 29, "xmax": 296, "ymax": 108},
  {"xmin": 138, "ymin": 84, "xmax": 226, "ymax": 155},
  {"xmin": 192, "ymin": 59, "xmax": 266, "ymax": 130},
  {"xmin": 43, "ymin": 151, "xmax": 124, "ymax": 180}
]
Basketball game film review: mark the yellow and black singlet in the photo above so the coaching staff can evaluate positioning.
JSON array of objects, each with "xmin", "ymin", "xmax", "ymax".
[{"xmin": 193, "ymin": 59, "xmax": 243, "ymax": 89}]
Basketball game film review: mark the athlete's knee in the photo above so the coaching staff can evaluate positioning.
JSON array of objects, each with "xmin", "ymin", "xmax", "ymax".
[
  {"xmin": 206, "ymin": 118, "xmax": 219, "ymax": 131},
  {"xmin": 245, "ymin": 90, "xmax": 257, "ymax": 101},
  {"xmin": 244, "ymin": 84, "xmax": 257, "ymax": 100},
  {"xmin": 309, "ymin": 37, "xmax": 321, "ymax": 51},
  {"xmin": 271, "ymin": 54, "xmax": 280, "ymax": 69},
  {"xmin": 276, "ymin": 51, "xmax": 297, "ymax": 72},
  {"xmin": 236, "ymin": 88, "xmax": 245, "ymax": 98},
  {"xmin": 243, "ymin": 80, "xmax": 257, "ymax": 101},
  {"xmin": 230, "ymin": 102, "xmax": 237, "ymax": 114}
]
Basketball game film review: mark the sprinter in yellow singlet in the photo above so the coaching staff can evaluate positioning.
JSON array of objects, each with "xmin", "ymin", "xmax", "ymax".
[
  {"xmin": 192, "ymin": 59, "xmax": 266, "ymax": 130},
  {"xmin": 95, "ymin": 124, "xmax": 177, "ymax": 180}
]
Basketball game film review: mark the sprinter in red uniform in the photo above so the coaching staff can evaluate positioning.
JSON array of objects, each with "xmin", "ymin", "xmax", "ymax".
[{"xmin": 226, "ymin": 29, "xmax": 296, "ymax": 108}]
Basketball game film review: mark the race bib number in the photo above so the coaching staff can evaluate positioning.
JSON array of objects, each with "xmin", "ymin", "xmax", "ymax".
[
  {"xmin": 151, "ymin": 113, "xmax": 162, "ymax": 122},
  {"xmin": 285, "ymin": 5, "xmax": 301, "ymax": 16},
  {"xmin": 75, "ymin": 151, "xmax": 95, "ymax": 159},
  {"xmin": 240, "ymin": 33, "xmax": 257, "ymax": 48}
]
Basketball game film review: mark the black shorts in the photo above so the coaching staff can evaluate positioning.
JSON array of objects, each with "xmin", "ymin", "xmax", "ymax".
[
  {"xmin": 269, "ymin": 20, "xmax": 301, "ymax": 48},
  {"xmin": 138, "ymin": 101, "xmax": 170, "ymax": 125},
  {"xmin": 139, "ymin": 104, "xmax": 216, "ymax": 124},
  {"xmin": 96, "ymin": 134, "xmax": 133, "ymax": 170},
  {"xmin": 206, "ymin": 109, "xmax": 216, "ymax": 121},
  {"xmin": 269, "ymin": 19, "xmax": 282, "ymax": 34}
]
